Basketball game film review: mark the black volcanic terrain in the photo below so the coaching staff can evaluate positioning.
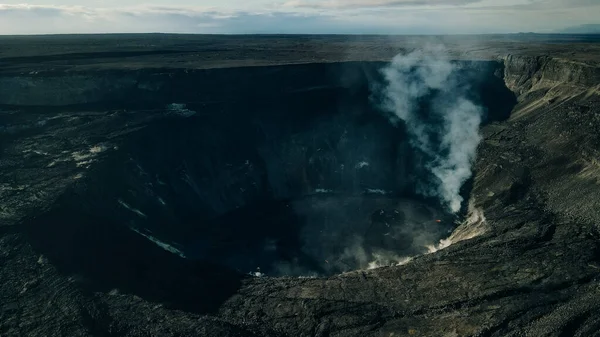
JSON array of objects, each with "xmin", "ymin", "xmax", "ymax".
[{"xmin": 1, "ymin": 34, "xmax": 600, "ymax": 336}]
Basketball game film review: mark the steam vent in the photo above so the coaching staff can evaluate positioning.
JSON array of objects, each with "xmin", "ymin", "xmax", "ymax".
[{"xmin": 1, "ymin": 35, "xmax": 600, "ymax": 336}]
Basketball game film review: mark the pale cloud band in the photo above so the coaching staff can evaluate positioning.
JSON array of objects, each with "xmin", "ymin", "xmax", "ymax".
[
  {"xmin": 0, "ymin": 0, "xmax": 597, "ymax": 34},
  {"xmin": 282, "ymin": 0, "xmax": 482, "ymax": 9}
]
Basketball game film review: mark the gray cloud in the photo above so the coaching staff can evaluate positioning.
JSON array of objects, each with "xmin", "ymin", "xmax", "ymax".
[
  {"xmin": 0, "ymin": 6, "xmax": 62, "ymax": 15},
  {"xmin": 283, "ymin": 0, "xmax": 483, "ymax": 9},
  {"xmin": 0, "ymin": 3, "xmax": 597, "ymax": 34},
  {"xmin": 0, "ymin": 5, "xmax": 336, "ymax": 34},
  {"xmin": 465, "ymin": 0, "xmax": 600, "ymax": 11}
]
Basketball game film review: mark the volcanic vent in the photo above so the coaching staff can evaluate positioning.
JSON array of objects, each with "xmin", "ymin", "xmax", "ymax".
[{"xmin": 15, "ymin": 57, "xmax": 516, "ymax": 280}]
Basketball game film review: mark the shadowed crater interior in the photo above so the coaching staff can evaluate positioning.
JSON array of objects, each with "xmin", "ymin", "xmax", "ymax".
[{"xmin": 18, "ymin": 61, "xmax": 516, "ymax": 307}]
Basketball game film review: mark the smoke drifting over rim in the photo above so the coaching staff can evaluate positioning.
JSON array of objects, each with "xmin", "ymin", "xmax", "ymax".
[{"xmin": 375, "ymin": 45, "xmax": 483, "ymax": 213}]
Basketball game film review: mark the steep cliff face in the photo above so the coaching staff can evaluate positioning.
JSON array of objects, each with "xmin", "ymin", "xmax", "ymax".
[
  {"xmin": 1, "ymin": 55, "xmax": 599, "ymax": 337},
  {"xmin": 0, "ymin": 61, "xmax": 510, "ymax": 107},
  {"xmin": 471, "ymin": 55, "xmax": 600, "ymax": 225},
  {"xmin": 502, "ymin": 55, "xmax": 600, "ymax": 95}
]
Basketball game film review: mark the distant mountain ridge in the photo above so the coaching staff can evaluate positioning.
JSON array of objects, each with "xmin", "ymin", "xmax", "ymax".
[{"xmin": 557, "ymin": 24, "xmax": 600, "ymax": 34}]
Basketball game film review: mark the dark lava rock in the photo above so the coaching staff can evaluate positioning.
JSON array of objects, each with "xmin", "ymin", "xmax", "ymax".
[{"xmin": 1, "ymin": 38, "xmax": 600, "ymax": 336}]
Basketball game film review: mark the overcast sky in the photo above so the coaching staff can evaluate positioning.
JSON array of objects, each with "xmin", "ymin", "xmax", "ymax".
[{"xmin": 0, "ymin": 0, "xmax": 598, "ymax": 35}]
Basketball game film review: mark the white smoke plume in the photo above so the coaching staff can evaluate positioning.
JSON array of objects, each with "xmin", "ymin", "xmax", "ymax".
[{"xmin": 378, "ymin": 45, "xmax": 483, "ymax": 213}]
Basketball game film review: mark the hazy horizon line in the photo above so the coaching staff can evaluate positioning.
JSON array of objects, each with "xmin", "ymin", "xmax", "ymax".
[{"xmin": 1, "ymin": 31, "xmax": 599, "ymax": 37}]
